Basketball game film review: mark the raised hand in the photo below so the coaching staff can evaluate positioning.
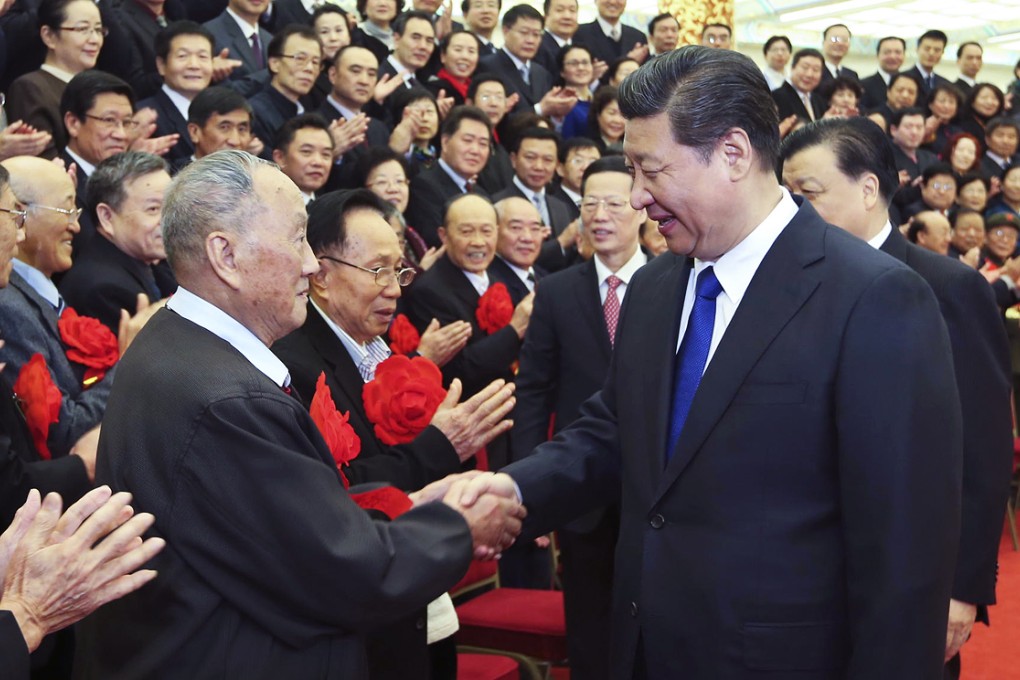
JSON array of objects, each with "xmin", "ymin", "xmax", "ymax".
[
  {"xmin": 509, "ymin": 291, "xmax": 535, "ymax": 338},
  {"xmin": 374, "ymin": 72, "xmax": 406, "ymax": 105},
  {"xmin": 211, "ymin": 48, "xmax": 243, "ymax": 82},
  {"xmin": 538, "ymin": 87, "xmax": 578, "ymax": 119},
  {"xmin": 416, "ymin": 318, "xmax": 471, "ymax": 366},
  {"xmin": 0, "ymin": 121, "xmax": 52, "ymax": 160},
  {"xmin": 328, "ymin": 113, "xmax": 369, "ymax": 156},
  {"xmin": 626, "ymin": 42, "xmax": 649, "ymax": 64},
  {"xmin": 418, "ymin": 244, "xmax": 446, "ymax": 271},
  {"xmin": 429, "ymin": 378, "xmax": 516, "ymax": 461},
  {"xmin": 117, "ymin": 293, "xmax": 165, "ymax": 355}
]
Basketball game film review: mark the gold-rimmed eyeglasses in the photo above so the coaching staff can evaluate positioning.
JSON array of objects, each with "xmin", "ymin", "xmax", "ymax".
[{"xmin": 319, "ymin": 256, "xmax": 416, "ymax": 286}]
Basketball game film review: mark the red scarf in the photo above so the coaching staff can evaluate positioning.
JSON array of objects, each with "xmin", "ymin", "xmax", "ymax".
[{"xmin": 437, "ymin": 68, "xmax": 470, "ymax": 100}]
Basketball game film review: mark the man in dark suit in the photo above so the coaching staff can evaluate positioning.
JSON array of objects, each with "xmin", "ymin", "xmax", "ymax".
[
  {"xmin": 137, "ymin": 22, "xmax": 216, "ymax": 166},
  {"xmin": 572, "ymin": 0, "xmax": 647, "ymax": 68},
  {"xmin": 890, "ymin": 107, "xmax": 937, "ymax": 186},
  {"xmin": 489, "ymin": 196, "xmax": 545, "ymax": 304},
  {"xmin": 476, "ymin": 5, "xmax": 574, "ymax": 118},
  {"xmin": 494, "ymin": 127, "xmax": 573, "ymax": 236},
  {"xmin": 74, "ymin": 150, "xmax": 524, "ymax": 678},
  {"xmin": 449, "ymin": 46, "xmax": 963, "ymax": 678},
  {"xmin": 462, "ymin": 0, "xmax": 500, "ymax": 56},
  {"xmin": 273, "ymin": 0, "xmax": 315, "ymax": 26},
  {"xmin": 182, "ymin": 86, "xmax": 256, "ymax": 168},
  {"xmin": 202, "ymin": 0, "xmax": 272, "ymax": 84},
  {"xmin": 374, "ymin": 10, "xmax": 436, "ymax": 119},
  {"xmin": 60, "ymin": 152, "xmax": 175, "ymax": 332},
  {"xmin": 406, "ymin": 106, "xmax": 493, "ymax": 248},
  {"xmin": 781, "ymin": 116, "xmax": 1013, "ymax": 680},
  {"xmin": 858, "ymin": 36, "xmax": 906, "ymax": 111},
  {"xmin": 954, "ymin": 42, "xmax": 983, "ymax": 98},
  {"xmin": 819, "ymin": 24, "xmax": 859, "ymax": 84},
  {"xmin": 535, "ymin": 0, "xmax": 578, "ymax": 74},
  {"xmin": 113, "ymin": 0, "xmax": 188, "ymax": 99},
  {"xmin": 905, "ymin": 29, "xmax": 952, "ymax": 100},
  {"xmin": 511, "ymin": 156, "xmax": 648, "ymax": 680},
  {"xmin": 772, "ymin": 48, "xmax": 826, "ymax": 123},
  {"xmin": 980, "ymin": 117, "xmax": 1020, "ymax": 182},
  {"xmin": 405, "ymin": 194, "xmax": 533, "ymax": 404}
]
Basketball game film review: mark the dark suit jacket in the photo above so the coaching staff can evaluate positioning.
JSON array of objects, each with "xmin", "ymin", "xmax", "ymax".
[
  {"xmin": 859, "ymin": 71, "xmax": 889, "ymax": 111},
  {"xmin": 476, "ymin": 142, "xmax": 514, "ymax": 197},
  {"xmin": 6, "ymin": 69, "xmax": 65, "ymax": 159},
  {"xmin": 476, "ymin": 50, "xmax": 554, "ymax": 113},
  {"xmin": 272, "ymin": 0, "xmax": 313, "ymax": 26},
  {"xmin": 115, "ymin": 0, "xmax": 187, "ymax": 100},
  {"xmin": 879, "ymin": 228, "xmax": 1012, "ymax": 618},
  {"xmin": 980, "ymin": 153, "xmax": 1012, "ymax": 182},
  {"xmin": 0, "ymin": 371, "xmax": 90, "ymax": 528},
  {"xmin": 819, "ymin": 64, "xmax": 859, "ymax": 84},
  {"xmin": 904, "ymin": 65, "xmax": 952, "ymax": 100},
  {"xmin": 892, "ymin": 145, "xmax": 937, "ymax": 183},
  {"xmin": 771, "ymin": 81, "xmax": 824, "ymax": 121},
  {"xmin": 504, "ymin": 199, "xmax": 962, "ymax": 678},
  {"xmin": 317, "ymin": 100, "xmax": 392, "ymax": 191},
  {"xmin": 137, "ymin": 88, "xmax": 195, "ymax": 164},
  {"xmin": 493, "ymin": 183, "xmax": 573, "ymax": 235},
  {"xmin": 486, "ymin": 256, "xmax": 541, "ymax": 306},
  {"xmin": 954, "ymin": 78, "xmax": 974, "ymax": 98},
  {"xmin": 535, "ymin": 31, "xmax": 565, "ymax": 75},
  {"xmin": 203, "ymin": 10, "xmax": 271, "ymax": 82},
  {"xmin": 406, "ymin": 163, "xmax": 490, "ymax": 249},
  {"xmin": 272, "ymin": 302, "xmax": 461, "ymax": 491},
  {"xmin": 75, "ymin": 307, "xmax": 473, "ymax": 679},
  {"xmin": 0, "ymin": 271, "xmax": 114, "ymax": 458},
  {"xmin": 571, "ymin": 20, "xmax": 646, "ymax": 68},
  {"xmin": 0, "ymin": 612, "xmax": 28, "ymax": 680},
  {"xmin": 404, "ymin": 255, "xmax": 521, "ymax": 399},
  {"xmin": 58, "ymin": 234, "xmax": 172, "ymax": 333},
  {"xmin": 249, "ymin": 84, "xmax": 300, "ymax": 158}
]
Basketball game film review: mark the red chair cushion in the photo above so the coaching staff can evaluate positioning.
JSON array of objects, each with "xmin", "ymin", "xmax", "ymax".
[
  {"xmin": 456, "ymin": 588, "xmax": 567, "ymax": 660},
  {"xmin": 457, "ymin": 653, "xmax": 519, "ymax": 680}
]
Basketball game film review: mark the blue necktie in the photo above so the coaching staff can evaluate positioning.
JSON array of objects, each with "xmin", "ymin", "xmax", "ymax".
[{"xmin": 666, "ymin": 267, "xmax": 723, "ymax": 463}]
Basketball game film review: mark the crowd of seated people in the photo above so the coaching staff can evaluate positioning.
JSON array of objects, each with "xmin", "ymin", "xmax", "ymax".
[{"xmin": 0, "ymin": 0, "xmax": 1017, "ymax": 678}]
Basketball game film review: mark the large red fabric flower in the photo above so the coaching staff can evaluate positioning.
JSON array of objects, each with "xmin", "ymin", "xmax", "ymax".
[
  {"xmin": 363, "ymin": 355, "xmax": 446, "ymax": 446},
  {"xmin": 349, "ymin": 486, "xmax": 413, "ymax": 519},
  {"xmin": 58, "ymin": 308, "xmax": 119, "ymax": 385},
  {"xmin": 309, "ymin": 372, "xmax": 361, "ymax": 488},
  {"xmin": 388, "ymin": 314, "xmax": 420, "ymax": 355},
  {"xmin": 475, "ymin": 283, "xmax": 513, "ymax": 335},
  {"xmin": 13, "ymin": 354, "xmax": 61, "ymax": 460}
]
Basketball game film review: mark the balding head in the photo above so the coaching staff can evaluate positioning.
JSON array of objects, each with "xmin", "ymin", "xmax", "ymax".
[
  {"xmin": 495, "ymin": 196, "xmax": 543, "ymax": 269},
  {"xmin": 2, "ymin": 156, "xmax": 79, "ymax": 277},
  {"xmin": 440, "ymin": 193, "xmax": 497, "ymax": 273}
]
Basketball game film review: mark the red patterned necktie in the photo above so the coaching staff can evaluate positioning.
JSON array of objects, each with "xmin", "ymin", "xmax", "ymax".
[{"xmin": 603, "ymin": 275, "xmax": 622, "ymax": 346}]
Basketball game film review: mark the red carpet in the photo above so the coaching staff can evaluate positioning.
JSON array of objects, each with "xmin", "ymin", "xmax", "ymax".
[{"xmin": 961, "ymin": 520, "xmax": 1020, "ymax": 680}]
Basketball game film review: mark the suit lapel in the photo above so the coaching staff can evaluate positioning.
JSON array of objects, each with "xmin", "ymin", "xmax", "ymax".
[
  {"xmin": 499, "ymin": 52, "xmax": 534, "ymax": 104},
  {"xmin": 302, "ymin": 306, "xmax": 374, "ymax": 429},
  {"xmin": 575, "ymin": 260, "xmax": 612, "ymax": 359},
  {"xmin": 10, "ymin": 273, "xmax": 60, "ymax": 339},
  {"xmin": 654, "ymin": 207, "xmax": 825, "ymax": 502}
]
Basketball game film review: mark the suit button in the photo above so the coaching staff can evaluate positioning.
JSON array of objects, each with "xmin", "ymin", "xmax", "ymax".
[
  {"xmin": 415, "ymin": 617, "xmax": 426, "ymax": 630},
  {"xmin": 649, "ymin": 514, "xmax": 665, "ymax": 529},
  {"xmin": 630, "ymin": 602, "xmax": 639, "ymax": 617}
]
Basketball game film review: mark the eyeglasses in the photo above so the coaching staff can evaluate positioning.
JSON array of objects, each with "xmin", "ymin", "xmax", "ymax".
[
  {"xmin": 990, "ymin": 228, "xmax": 1018, "ymax": 240},
  {"xmin": 511, "ymin": 27, "xmax": 542, "ymax": 40},
  {"xmin": 928, "ymin": 182, "xmax": 955, "ymax": 192},
  {"xmin": 564, "ymin": 59, "xmax": 592, "ymax": 68},
  {"xmin": 84, "ymin": 114, "xmax": 141, "ymax": 132},
  {"xmin": 319, "ymin": 255, "xmax": 416, "ymax": 286},
  {"xmin": 25, "ymin": 204, "xmax": 83, "ymax": 225},
  {"xmin": 580, "ymin": 197, "xmax": 630, "ymax": 214},
  {"xmin": 59, "ymin": 24, "xmax": 109, "ymax": 38},
  {"xmin": 477, "ymin": 93, "xmax": 505, "ymax": 103},
  {"xmin": 0, "ymin": 206, "xmax": 27, "ymax": 228},
  {"xmin": 827, "ymin": 35, "xmax": 849, "ymax": 44},
  {"xmin": 568, "ymin": 155, "xmax": 598, "ymax": 166},
  {"xmin": 367, "ymin": 177, "xmax": 410, "ymax": 191},
  {"xmin": 280, "ymin": 53, "xmax": 323, "ymax": 70}
]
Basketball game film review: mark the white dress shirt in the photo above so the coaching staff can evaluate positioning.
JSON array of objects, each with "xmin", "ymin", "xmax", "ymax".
[{"xmin": 593, "ymin": 246, "xmax": 647, "ymax": 305}]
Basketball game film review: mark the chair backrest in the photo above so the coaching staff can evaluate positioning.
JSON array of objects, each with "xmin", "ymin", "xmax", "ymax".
[{"xmin": 451, "ymin": 559, "xmax": 499, "ymax": 599}]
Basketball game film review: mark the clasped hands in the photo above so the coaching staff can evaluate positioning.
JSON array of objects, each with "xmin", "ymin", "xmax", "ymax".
[{"xmin": 411, "ymin": 471, "xmax": 523, "ymax": 560}]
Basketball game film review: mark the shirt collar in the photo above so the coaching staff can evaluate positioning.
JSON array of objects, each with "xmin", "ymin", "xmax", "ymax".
[
  {"xmin": 502, "ymin": 47, "xmax": 529, "ymax": 72},
  {"xmin": 512, "ymin": 175, "xmax": 543, "ymax": 201},
  {"xmin": 166, "ymin": 286, "xmax": 290, "ymax": 388},
  {"xmin": 11, "ymin": 259, "xmax": 61, "ymax": 308},
  {"xmin": 462, "ymin": 268, "xmax": 489, "ymax": 296},
  {"xmin": 438, "ymin": 158, "xmax": 469, "ymax": 190},
  {"xmin": 64, "ymin": 147, "xmax": 95, "ymax": 177},
  {"xmin": 593, "ymin": 246, "xmax": 647, "ymax": 287},
  {"xmin": 561, "ymin": 185, "xmax": 581, "ymax": 206},
  {"xmin": 40, "ymin": 64, "xmax": 75, "ymax": 83},
  {"xmin": 387, "ymin": 54, "xmax": 416, "ymax": 84},
  {"xmin": 596, "ymin": 15, "xmax": 620, "ymax": 37},
  {"xmin": 694, "ymin": 187, "xmax": 797, "ymax": 309},
  {"xmin": 226, "ymin": 7, "xmax": 260, "ymax": 39},
  {"xmin": 497, "ymin": 255, "xmax": 535, "ymax": 288},
  {"xmin": 546, "ymin": 30, "xmax": 569, "ymax": 48},
  {"xmin": 326, "ymin": 94, "xmax": 360, "ymax": 120},
  {"xmin": 869, "ymin": 221, "xmax": 894, "ymax": 249},
  {"xmin": 915, "ymin": 64, "xmax": 933, "ymax": 78},
  {"xmin": 958, "ymin": 74, "xmax": 975, "ymax": 86},
  {"xmin": 300, "ymin": 0, "xmax": 319, "ymax": 12},
  {"xmin": 310, "ymin": 298, "xmax": 385, "ymax": 374},
  {"xmin": 162, "ymin": 83, "xmax": 192, "ymax": 120}
]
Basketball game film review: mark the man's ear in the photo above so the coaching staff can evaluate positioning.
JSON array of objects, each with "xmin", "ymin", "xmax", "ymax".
[
  {"xmin": 95, "ymin": 202, "xmax": 116, "ymax": 239},
  {"xmin": 718, "ymin": 127, "xmax": 754, "ymax": 181},
  {"xmin": 205, "ymin": 231, "xmax": 244, "ymax": 291},
  {"xmin": 64, "ymin": 112, "xmax": 83, "ymax": 141},
  {"xmin": 861, "ymin": 172, "xmax": 881, "ymax": 212},
  {"xmin": 187, "ymin": 122, "xmax": 201, "ymax": 146},
  {"xmin": 438, "ymin": 226, "xmax": 449, "ymax": 247}
]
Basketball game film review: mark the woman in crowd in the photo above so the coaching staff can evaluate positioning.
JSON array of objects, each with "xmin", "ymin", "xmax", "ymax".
[
  {"xmin": 942, "ymin": 132, "xmax": 983, "ymax": 176},
  {"xmin": 602, "ymin": 57, "xmax": 639, "ymax": 88},
  {"xmin": 426, "ymin": 30, "xmax": 481, "ymax": 108},
  {"xmin": 557, "ymin": 44, "xmax": 595, "ymax": 140},
  {"xmin": 7, "ymin": 0, "xmax": 104, "ymax": 159},
  {"xmin": 922, "ymin": 83, "xmax": 964, "ymax": 153},
  {"xmin": 359, "ymin": 147, "xmax": 442, "ymax": 272},
  {"xmin": 309, "ymin": 4, "xmax": 353, "ymax": 109},
  {"xmin": 818, "ymin": 76, "xmax": 862, "ymax": 117},
  {"xmin": 957, "ymin": 172, "xmax": 990, "ymax": 213},
  {"xmin": 986, "ymin": 164, "xmax": 1020, "ymax": 219},
  {"xmin": 959, "ymin": 83, "xmax": 1006, "ymax": 145},
  {"xmin": 587, "ymin": 86, "xmax": 624, "ymax": 154},
  {"xmin": 388, "ymin": 88, "xmax": 440, "ymax": 176},
  {"xmin": 353, "ymin": 0, "xmax": 401, "ymax": 65}
]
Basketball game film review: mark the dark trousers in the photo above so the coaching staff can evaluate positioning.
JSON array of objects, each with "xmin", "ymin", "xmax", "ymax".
[{"xmin": 944, "ymin": 653, "xmax": 960, "ymax": 680}]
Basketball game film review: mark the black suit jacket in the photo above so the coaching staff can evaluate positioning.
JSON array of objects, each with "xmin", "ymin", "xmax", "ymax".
[
  {"xmin": 203, "ymin": 11, "xmax": 271, "ymax": 82},
  {"xmin": 404, "ymin": 255, "xmax": 521, "ymax": 399},
  {"xmin": 879, "ymin": 228, "xmax": 1012, "ymax": 617},
  {"xmin": 771, "ymin": 81, "xmax": 824, "ymax": 121},
  {"xmin": 76, "ymin": 307, "xmax": 473, "ymax": 678},
  {"xmin": 954, "ymin": 78, "xmax": 974, "ymax": 98},
  {"xmin": 249, "ymin": 84, "xmax": 300, "ymax": 157},
  {"xmin": 137, "ymin": 88, "xmax": 195, "ymax": 164},
  {"xmin": 58, "ymin": 235, "xmax": 172, "ymax": 334},
  {"xmin": 493, "ymin": 183, "xmax": 573, "ymax": 235},
  {"xmin": 504, "ymin": 198, "xmax": 962, "ymax": 678},
  {"xmin": 486, "ymin": 256, "xmax": 541, "ymax": 306},
  {"xmin": 272, "ymin": 0, "xmax": 313, "ymax": 26},
  {"xmin": 859, "ymin": 71, "xmax": 890, "ymax": 111},
  {"xmin": 904, "ymin": 65, "xmax": 952, "ymax": 100},
  {"xmin": 114, "ymin": 0, "xmax": 187, "ymax": 100},
  {"xmin": 272, "ymin": 302, "xmax": 461, "ymax": 491},
  {"xmin": 535, "ymin": 31, "xmax": 565, "ymax": 75},
  {"xmin": 476, "ymin": 50, "xmax": 554, "ymax": 113},
  {"xmin": 317, "ymin": 100, "xmax": 392, "ymax": 191},
  {"xmin": 571, "ymin": 20, "xmax": 646, "ymax": 68},
  {"xmin": 406, "ymin": 164, "xmax": 490, "ymax": 249},
  {"xmin": 0, "ymin": 612, "xmax": 28, "ymax": 680},
  {"xmin": 819, "ymin": 64, "xmax": 859, "ymax": 84}
]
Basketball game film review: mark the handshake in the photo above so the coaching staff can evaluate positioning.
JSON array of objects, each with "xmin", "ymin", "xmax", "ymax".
[{"xmin": 411, "ymin": 471, "xmax": 524, "ymax": 560}]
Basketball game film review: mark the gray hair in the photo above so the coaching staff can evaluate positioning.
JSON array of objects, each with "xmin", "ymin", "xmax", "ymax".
[
  {"xmin": 161, "ymin": 150, "xmax": 272, "ymax": 270},
  {"xmin": 86, "ymin": 151, "xmax": 169, "ymax": 213}
]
